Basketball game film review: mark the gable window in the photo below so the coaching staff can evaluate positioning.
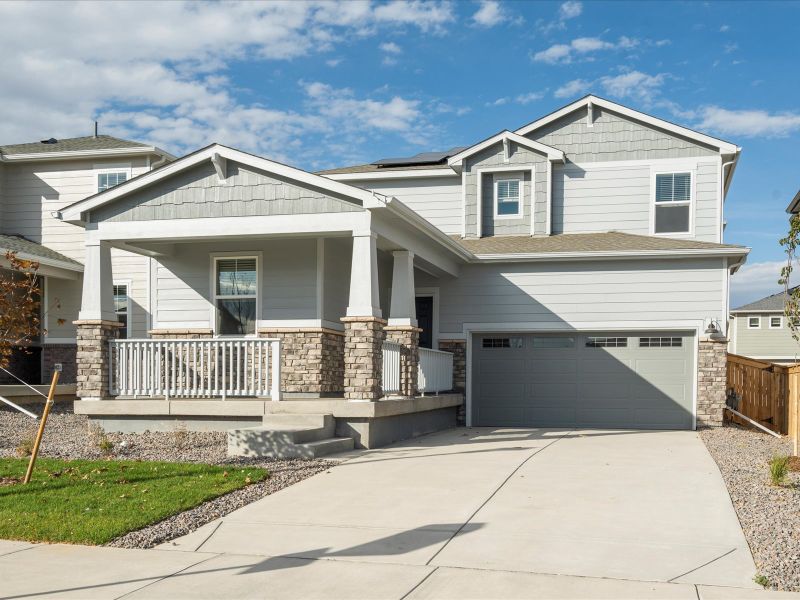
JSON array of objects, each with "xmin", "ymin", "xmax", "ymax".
[
  {"xmin": 214, "ymin": 257, "xmax": 257, "ymax": 335},
  {"xmin": 113, "ymin": 283, "xmax": 130, "ymax": 339},
  {"xmin": 654, "ymin": 172, "xmax": 691, "ymax": 234},
  {"xmin": 770, "ymin": 316, "xmax": 783, "ymax": 329},
  {"xmin": 98, "ymin": 171, "xmax": 128, "ymax": 192},
  {"xmin": 494, "ymin": 178, "xmax": 521, "ymax": 218},
  {"xmin": 748, "ymin": 316, "xmax": 760, "ymax": 329}
]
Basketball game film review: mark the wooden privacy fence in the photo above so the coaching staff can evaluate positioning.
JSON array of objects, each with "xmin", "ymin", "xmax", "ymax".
[{"xmin": 726, "ymin": 354, "xmax": 789, "ymax": 435}]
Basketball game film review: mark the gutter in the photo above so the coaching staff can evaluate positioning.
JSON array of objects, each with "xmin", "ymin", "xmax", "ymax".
[
  {"xmin": 0, "ymin": 146, "xmax": 175, "ymax": 163},
  {"xmin": 473, "ymin": 247, "xmax": 750, "ymax": 263}
]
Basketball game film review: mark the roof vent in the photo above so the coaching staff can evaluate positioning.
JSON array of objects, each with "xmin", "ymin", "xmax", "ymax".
[{"xmin": 40, "ymin": 138, "xmax": 58, "ymax": 144}]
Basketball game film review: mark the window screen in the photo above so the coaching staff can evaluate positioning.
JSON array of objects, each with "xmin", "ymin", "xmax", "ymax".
[
  {"xmin": 655, "ymin": 172, "xmax": 691, "ymax": 233},
  {"xmin": 496, "ymin": 179, "xmax": 521, "ymax": 216}
]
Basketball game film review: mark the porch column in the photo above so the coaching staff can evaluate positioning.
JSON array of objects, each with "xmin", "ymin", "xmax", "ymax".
[
  {"xmin": 342, "ymin": 232, "xmax": 385, "ymax": 401},
  {"xmin": 386, "ymin": 250, "xmax": 420, "ymax": 397},
  {"xmin": 74, "ymin": 241, "xmax": 121, "ymax": 400}
]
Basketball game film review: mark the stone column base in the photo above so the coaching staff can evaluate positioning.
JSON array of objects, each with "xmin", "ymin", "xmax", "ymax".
[
  {"xmin": 74, "ymin": 320, "xmax": 122, "ymax": 400},
  {"xmin": 697, "ymin": 338, "xmax": 727, "ymax": 428},
  {"xmin": 258, "ymin": 327, "xmax": 345, "ymax": 396},
  {"xmin": 439, "ymin": 339, "xmax": 467, "ymax": 425},
  {"xmin": 341, "ymin": 317, "xmax": 386, "ymax": 401},
  {"xmin": 385, "ymin": 326, "xmax": 421, "ymax": 397}
]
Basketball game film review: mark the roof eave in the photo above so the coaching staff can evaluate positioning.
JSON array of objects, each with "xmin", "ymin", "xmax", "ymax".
[
  {"xmin": 0, "ymin": 146, "xmax": 174, "ymax": 163},
  {"xmin": 447, "ymin": 131, "xmax": 564, "ymax": 171},
  {"xmin": 472, "ymin": 247, "xmax": 750, "ymax": 263}
]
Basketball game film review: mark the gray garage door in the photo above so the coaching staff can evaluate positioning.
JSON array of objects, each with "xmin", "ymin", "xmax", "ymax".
[{"xmin": 472, "ymin": 331, "xmax": 694, "ymax": 430}]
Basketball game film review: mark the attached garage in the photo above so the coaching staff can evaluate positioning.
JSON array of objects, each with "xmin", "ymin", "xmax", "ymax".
[{"xmin": 471, "ymin": 331, "xmax": 695, "ymax": 430}]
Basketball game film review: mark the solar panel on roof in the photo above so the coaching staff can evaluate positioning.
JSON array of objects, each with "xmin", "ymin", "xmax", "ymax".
[{"xmin": 371, "ymin": 146, "xmax": 467, "ymax": 167}]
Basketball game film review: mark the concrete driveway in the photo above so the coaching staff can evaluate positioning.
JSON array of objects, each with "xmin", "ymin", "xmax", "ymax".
[{"xmin": 2, "ymin": 428, "xmax": 788, "ymax": 599}]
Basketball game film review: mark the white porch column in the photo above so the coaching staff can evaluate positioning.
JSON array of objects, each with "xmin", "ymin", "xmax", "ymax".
[
  {"xmin": 388, "ymin": 250, "xmax": 417, "ymax": 327},
  {"xmin": 78, "ymin": 241, "xmax": 115, "ymax": 321},
  {"xmin": 346, "ymin": 232, "xmax": 381, "ymax": 318}
]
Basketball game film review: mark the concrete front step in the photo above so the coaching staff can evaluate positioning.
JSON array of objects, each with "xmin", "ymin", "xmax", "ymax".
[{"xmin": 227, "ymin": 413, "xmax": 352, "ymax": 458}]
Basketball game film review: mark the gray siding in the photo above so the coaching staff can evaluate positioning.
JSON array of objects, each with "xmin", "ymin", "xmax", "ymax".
[
  {"xmin": 732, "ymin": 314, "xmax": 800, "ymax": 361},
  {"xmin": 464, "ymin": 141, "xmax": 548, "ymax": 237},
  {"xmin": 352, "ymin": 176, "xmax": 461, "ymax": 235},
  {"xmin": 417, "ymin": 257, "xmax": 724, "ymax": 337},
  {"xmin": 526, "ymin": 106, "xmax": 718, "ymax": 162},
  {"xmin": 322, "ymin": 237, "xmax": 351, "ymax": 324},
  {"xmin": 552, "ymin": 159, "xmax": 719, "ymax": 242},
  {"xmin": 481, "ymin": 171, "xmax": 531, "ymax": 236},
  {"xmin": 91, "ymin": 161, "xmax": 364, "ymax": 223}
]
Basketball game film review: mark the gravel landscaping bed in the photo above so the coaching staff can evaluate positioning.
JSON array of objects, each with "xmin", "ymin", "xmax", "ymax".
[
  {"xmin": 0, "ymin": 405, "xmax": 337, "ymax": 548},
  {"xmin": 700, "ymin": 425, "xmax": 800, "ymax": 591}
]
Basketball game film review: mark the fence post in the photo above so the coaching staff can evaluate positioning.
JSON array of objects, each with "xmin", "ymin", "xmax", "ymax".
[{"xmin": 789, "ymin": 367, "xmax": 800, "ymax": 456}]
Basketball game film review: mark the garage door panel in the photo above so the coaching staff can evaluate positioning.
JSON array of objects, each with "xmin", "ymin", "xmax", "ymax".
[{"xmin": 472, "ymin": 331, "xmax": 694, "ymax": 430}]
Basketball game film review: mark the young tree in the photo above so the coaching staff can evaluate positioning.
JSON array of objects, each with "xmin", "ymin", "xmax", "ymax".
[
  {"xmin": 0, "ymin": 251, "xmax": 43, "ymax": 370},
  {"xmin": 779, "ymin": 215, "xmax": 800, "ymax": 340}
]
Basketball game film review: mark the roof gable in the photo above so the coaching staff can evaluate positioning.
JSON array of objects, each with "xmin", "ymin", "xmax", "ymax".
[{"xmin": 447, "ymin": 131, "xmax": 564, "ymax": 170}]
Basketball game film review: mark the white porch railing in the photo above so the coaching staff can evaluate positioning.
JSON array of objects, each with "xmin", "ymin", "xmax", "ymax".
[
  {"xmin": 382, "ymin": 341, "xmax": 402, "ymax": 395},
  {"xmin": 418, "ymin": 347, "xmax": 453, "ymax": 394},
  {"xmin": 109, "ymin": 338, "xmax": 281, "ymax": 400}
]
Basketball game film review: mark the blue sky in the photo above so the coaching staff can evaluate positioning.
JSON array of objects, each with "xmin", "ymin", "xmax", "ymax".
[{"xmin": 1, "ymin": 0, "xmax": 798, "ymax": 304}]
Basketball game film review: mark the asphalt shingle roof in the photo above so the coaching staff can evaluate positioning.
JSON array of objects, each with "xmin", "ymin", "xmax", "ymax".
[
  {"xmin": 452, "ymin": 231, "xmax": 747, "ymax": 255},
  {"xmin": 0, "ymin": 135, "xmax": 150, "ymax": 156},
  {"xmin": 732, "ymin": 288, "xmax": 796, "ymax": 312},
  {"xmin": 317, "ymin": 163, "xmax": 454, "ymax": 175},
  {"xmin": 0, "ymin": 234, "xmax": 82, "ymax": 268}
]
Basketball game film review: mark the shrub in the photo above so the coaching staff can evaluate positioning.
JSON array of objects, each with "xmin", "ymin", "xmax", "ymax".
[
  {"xmin": 87, "ymin": 422, "xmax": 114, "ymax": 457},
  {"xmin": 769, "ymin": 455, "xmax": 790, "ymax": 486},
  {"xmin": 754, "ymin": 574, "xmax": 770, "ymax": 588},
  {"xmin": 15, "ymin": 437, "xmax": 34, "ymax": 457}
]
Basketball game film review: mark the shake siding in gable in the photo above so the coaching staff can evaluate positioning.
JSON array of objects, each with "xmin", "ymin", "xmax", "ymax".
[
  {"xmin": 350, "ymin": 176, "xmax": 461, "ymax": 235},
  {"xmin": 416, "ymin": 257, "xmax": 723, "ymax": 336},
  {"xmin": 526, "ymin": 106, "xmax": 718, "ymax": 162}
]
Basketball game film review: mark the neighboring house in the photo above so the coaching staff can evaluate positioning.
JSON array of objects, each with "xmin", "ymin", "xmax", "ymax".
[
  {"xmin": 0, "ymin": 135, "xmax": 173, "ymax": 385},
  {"xmin": 729, "ymin": 290, "xmax": 799, "ymax": 364},
  {"xmin": 2, "ymin": 95, "xmax": 749, "ymax": 450}
]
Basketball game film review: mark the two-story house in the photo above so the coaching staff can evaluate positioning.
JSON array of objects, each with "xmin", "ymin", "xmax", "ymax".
[{"xmin": 3, "ymin": 95, "xmax": 749, "ymax": 453}]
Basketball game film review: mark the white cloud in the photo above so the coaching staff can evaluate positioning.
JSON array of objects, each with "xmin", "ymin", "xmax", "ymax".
[
  {"xmin": 720, "ymin": 24, "xmax": 730, "ymax": 32},
  {"xmin": 559, "ymin": 1, "xmax": 583, "ymax": 20},
  {"xmin": 554, "ymin": 79, "xmax": 591, "ymax": 99},
  {"xmin": 380, "ymin": 42, "xmax": 402, "ymax": 54},
  {"xmin": 472, "ymin": 0, "xmax": 506, "ymax": 27},
  {"xmin": 724, "ymin": 42, "xmax": 739, "ymax": 54},
  {"xmin": 515, "ymin": 91, "xmax": 546, "ymax": 104},
  {"xmin": 730, "ymin": 261, "xmax": 787, "ymax": 308},
  {"xmin": 0, "ymin": 1, "xmax": 452, "ymax": 165},
  {"xmin": 599, "ymin": 71, "xmax": 666, "ymax": 103},
  {"xmin": 532, "ymin": 36, "xmax": 639, "ymax": 64},
  {"xmin": 694, "ymin": 106, "xmax": 800, "ymax": 138}
]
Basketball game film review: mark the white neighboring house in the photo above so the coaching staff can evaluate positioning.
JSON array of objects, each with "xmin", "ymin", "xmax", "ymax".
[
  {"xmin": 2, "ymin": 95, "xmax": 750, "ymax": 450},
  {"xmin": 729, "ymin": 291, "xmax": 800, "ymax": 364}
]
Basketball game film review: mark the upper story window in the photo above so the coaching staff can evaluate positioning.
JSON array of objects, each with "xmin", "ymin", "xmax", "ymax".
[
  {"xmin": 654, "ymin": 172, "xmax": 691, "ymax": 234},
  {"xmin": 98, "ymin": 171, "xmax": 128, "ymax": 193},
  {"xmin": 770, "ymin": 316, "xmax": 783, "ymax": 329},
  {"xmin": 214, "ymin": 257, "xmax": 258, "ymax": 335},
  {"xmin": 748, "ymin": 316, "xmax": 760, "ymax": 329},
  {"xmin": 494, "ymin": 178, "xmax": 521, "ymax": 218},
  {"xmin": 113, "ymin": 283, "xmax": 130, "ymax": 339}
]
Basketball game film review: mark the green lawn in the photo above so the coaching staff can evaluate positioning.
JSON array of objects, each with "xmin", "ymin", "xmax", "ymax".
[{"xmin": 0, "ymin": 458, "xmax": 268, "ymax": 545}]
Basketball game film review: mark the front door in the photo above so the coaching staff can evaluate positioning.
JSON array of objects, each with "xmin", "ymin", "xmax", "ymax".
[{"xmin": 415, "ymin": 296, "xmax": 434, "ymax": 349}]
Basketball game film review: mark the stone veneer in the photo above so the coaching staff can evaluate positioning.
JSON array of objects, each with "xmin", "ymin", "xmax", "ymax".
[
  {"xmin": 697, "ymin": 338, "xmax": 727, "ymax": 427},
  {"xmin": 341, "ymin": 317, "xmax": 386, "ymax": 401},
  {"xmin": 384, "ymin": 326, "xmax": 421, "ymax": 397},
  {"xmin": 74, "ymin": 320, "xmax": 122, "ymax": 400},
  {"xmin": 42, "ymin": 344, "xmax": 77, "ymax": 384},
  {"xmin": 258, "ymin": 328, "xmax": 344, "ymax": 396},
  {"xmin": 439, "ymin": 339, "xmax": 466, "ymax": 425}
]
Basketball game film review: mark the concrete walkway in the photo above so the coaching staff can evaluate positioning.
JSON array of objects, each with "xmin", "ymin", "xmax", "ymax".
[{"xmin": 1, "ymin": 428, "xmax": 798, "ymax": 599}]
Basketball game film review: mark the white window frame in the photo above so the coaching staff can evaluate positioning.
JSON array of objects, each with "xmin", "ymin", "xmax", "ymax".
[
  {"xmin": 650, "ymin": 168, "xmax": 695, "ymax": 237},
  {"xmin": 95, "ymin": 162, "xmax": 132, "ymax": 194},
  {"xmin": 113, "ymin": 280, "xmax": 132, "ymax": 339},
  {"xmin": 493, "ymin": 177, "xmax": 523, "ymax": 220},
  {"xmin": 209, "ymin": 252, "xmax": 262, "ymax": 337},
  {"xmin": 769, "ymin": 316, "xmax": 783, "ymax": 329},
  {"xmin": 747, "ymin": 316, "xmax": 761, "ymax": 329}
]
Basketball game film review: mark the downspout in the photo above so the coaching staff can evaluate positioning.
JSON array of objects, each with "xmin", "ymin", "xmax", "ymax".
[
  {"xmin": 719, "ymin": 156, "xmax": 737, "ymax": 242},
  {"xmin": 150, "ymin": 152, "xmax": 169, "ymax": 171}
]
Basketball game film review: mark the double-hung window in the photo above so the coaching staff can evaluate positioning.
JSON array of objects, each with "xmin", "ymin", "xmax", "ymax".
[
  {"xmin": 113, "ymin": 284, "xmax": 130, "ymax": 339},
  {"xmin": 214, "ymin": 257, "xmax": 257, "ymax": 335},
  {"xmin": 495, "ymin": 178, "xmax": 521, "ymax": 217},
  {"xmin": 654, "ymin": 172, "xmax": 691, "ymax": 234},
  {"xmin": 98, "ymin": 171, "xmax": 128, "ymax": 192}
]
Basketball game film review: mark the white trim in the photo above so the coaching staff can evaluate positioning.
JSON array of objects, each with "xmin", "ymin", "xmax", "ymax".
[
  {"xmin": 463, "ymin": 321, "xmax": 702, "ymax": 429},
  {"xmin": 476, "ymin": 171, "xmax": 483, "ymax": 238},
  {"xmin": 448, "ymin": 131, "xmax": 564, "ymax": 168},
  {"xmin": 112, "ymin": 279, "xmax": 133, "ymax": 339},
  {"xmin": 650, "ymin": 169, "xmax": 695, "ymax": 237},
  {"xmin": 316, "ymin": 238, "xmax": 325, "ymax": 320},
  {"xmin": 545, "ymin": 161, "xmax": 553, "ymax": 236},
  {"xmin": 0, "ymin": 250, "xmax": 83, "ymax": 274},
  {"xmin": 60, "ymin": 144, "xmax": 390, "ymax": 222},
  {"xmin": 769, "ymin": 315, "xmax": 784, "ymax": 329},
  {"xmin": 256, "ymin": 319, "xmax": 344, "ymax": 331},
  {"xmin": 586, "ymin": 101, "xmax": 594, "ymax": 128},
  {"xmin": 473, "ymin": 247, "xmax": 749, "ymax": 262},
  {"xmin": 461, "ymin": 171, "xmax": 467, "ymax": 238},
  {"xmin": 0, "ymin": 146, "xmax": 174, "ymax": 163},
  {"xmin": 514, "ymin": 95, "xmax": 740, "ymax": 155},
  {"xmin": 730, "ymin": 309, "xmax": 783, "ymax": 314},
  {"xmin": 210, "ymin": 252, "xmax": 263, "ymax": 336},
  {"xmin": 722, "ymin": 257, "xmax": 730, "ymax": 337},
  {"xmin": 415, "ymin": 287, "xmax": 440, "ymax": 350},
  {"xmin": 95, "ymin": 163, "xmax": 133, "ymax": 194},
  {"xmin": 146, "ymin": 257, "xmax": 153, "ymax": 332},
  {"xmin": 747, "ymin": 316, "xmax": 761, "ymax": 329},
  {"xmin": 323, "ymin": 168, "xmax": 457, "ymax": 181},
  {"xmin": 493, "ymin": 177, "xmax": 523, "ymax": 220}
]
